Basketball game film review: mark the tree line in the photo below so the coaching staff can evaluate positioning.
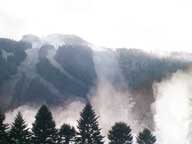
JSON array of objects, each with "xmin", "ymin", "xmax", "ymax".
[{"xmin": 0, "ymin": 103, "xmax": 156, "ymax": 144}]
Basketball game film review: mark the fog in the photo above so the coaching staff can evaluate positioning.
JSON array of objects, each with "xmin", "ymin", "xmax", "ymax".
[{"xmin": 153, "ymin": 69, "xmax": 192, "ymax": 144}]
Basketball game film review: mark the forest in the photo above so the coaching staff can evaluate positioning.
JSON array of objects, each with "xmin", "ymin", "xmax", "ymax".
[{"xmin": 0, "ymin": 103, "xmax": 156, "ymax": 144}]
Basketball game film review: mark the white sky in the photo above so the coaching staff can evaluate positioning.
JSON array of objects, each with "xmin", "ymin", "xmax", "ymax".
[{"xmin": 0, "ymin": 0, "xmax": 192, "ymax": 52}]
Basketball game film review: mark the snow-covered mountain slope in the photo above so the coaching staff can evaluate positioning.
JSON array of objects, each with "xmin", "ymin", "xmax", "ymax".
[{"xmin": 0, "ymin": 35, "xmax": 191, "ymax": 112}]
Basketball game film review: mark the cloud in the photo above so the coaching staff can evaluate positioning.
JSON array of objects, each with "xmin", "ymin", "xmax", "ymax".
[{"xmin": 153, "ymin": 69, "xmax": 192, "ymax": 144}]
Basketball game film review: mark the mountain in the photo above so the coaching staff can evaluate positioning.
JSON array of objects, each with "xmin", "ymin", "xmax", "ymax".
[
  {"xmin": 0, "ymin": 38, "xmax": 31, "ymax": 85},
  {"xmin": 0, "ymin": 34, "xmax": 191, "ymax": 118}
]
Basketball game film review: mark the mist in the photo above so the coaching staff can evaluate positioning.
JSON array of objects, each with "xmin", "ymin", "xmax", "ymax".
[{"xmin": 153, "ymin": 69, "xmax": 192, "ymax": 144}]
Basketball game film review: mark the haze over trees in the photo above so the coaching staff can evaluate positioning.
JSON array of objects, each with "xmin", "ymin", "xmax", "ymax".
[{"xmin": 0, "ymin": 103, "xmax": 156, "ymax": 144}]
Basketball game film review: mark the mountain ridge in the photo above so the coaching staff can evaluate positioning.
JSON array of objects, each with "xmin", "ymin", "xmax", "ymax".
[{"xmin": 0, "ymin": 34, "xmax": 191, "ymax": 129}]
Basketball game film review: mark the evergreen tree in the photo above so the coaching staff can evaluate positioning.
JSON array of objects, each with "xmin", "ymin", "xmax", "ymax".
[
  {"xmin": 32, "ymin": 105, "xmax": 58, "ymax": 144},
  {"xmin": 76, "ymin": 103, "xmax": 104, "ymax": 144},
  {"xmin": 58, "ymin": 124, "xmax": 76, "ymax": 144},
  {"xmin": 137, "ymin": 128, "xmax": 156, "ymax": 144},
  {"xmin": 0, "ymin": 109, "xmax": 8, "ymax": 144},
  {"xmin": 108, "ymin": 122, "xmax": 133, "ymax": 144},
  {"xmin": 9, "ymin": 111, "xmax": 31, "ymax": 144}
]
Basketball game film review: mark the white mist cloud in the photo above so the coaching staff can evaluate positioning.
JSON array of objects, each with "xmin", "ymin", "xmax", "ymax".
[
  {"xmin": 153, "ymin": 69, "xmax": 192, "ymax": 144},
  {"xmin": 52, "ymin": 101, "xmax": 85, "ymax": 128},
  {"xmin": 5, "ymin": 101, "xmax": 85, "ymax": 129},
  {"xmin": 90, "ymin": 81, "xmax": 136, "ymax": 137},
  {"xmin": 5, "ymin": 105, "xmax": 37, "ymax": 128},
  {"xmin": 91, "ymin": 48, "xmax": 143, "ymax": 141}
]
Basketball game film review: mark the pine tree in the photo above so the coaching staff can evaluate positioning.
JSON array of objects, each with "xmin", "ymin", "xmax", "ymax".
[
  {"xmin": 76, "ymin": 103, "xmax": 104, "ymax": 144},
  {"xmin": 108, "ymin": 122, "xmax": 133, "ymax": 144},
  {"xmin": 137, "ymin": 128, "xmax": 156, "ymax": 144},
  {"xmin": 32, "ymin": 105, "xmax": 58, "ymax": 144},
  {"xmin": 9, "ymin": 111, "xmax": 31, "ymax": 144},
  {"xmin": 0, "ymin": 109, "xmax": 8, "ymax": 144},
  {"xmin": 58, "ymin": 124, "xmax": 76, "ymax": 144}
]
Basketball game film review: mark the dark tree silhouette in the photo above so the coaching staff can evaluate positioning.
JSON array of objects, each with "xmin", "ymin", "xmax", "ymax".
[
  {"xmin": 59, "ymin": 123, "xmax": 76, "ymax": 144},
  {"xmin": 108, "ymin": 122, "xmax": 133, "ymax": 144},
  {"xmin": 32, "ymin": 105, "xmax": 58, "ymax": 144},
  {"xmin": 0, "ymin": 109, "xmax": 8, "ymax": 144},
  {"xmin": 137, "ymin": 128, "xmax": 156, "ymax": 144},
  {"xmin": 9, "ymin": 112, "xmax": 31, "ymax": 144},
  {"xmin": 76, "ymin": 103, "xmax": 104, "ymax": 144}
]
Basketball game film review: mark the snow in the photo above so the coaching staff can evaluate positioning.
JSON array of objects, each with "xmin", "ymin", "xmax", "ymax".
[{"xmin": 1, "ymin": 49, "xmax": 13, "ymax": 61}]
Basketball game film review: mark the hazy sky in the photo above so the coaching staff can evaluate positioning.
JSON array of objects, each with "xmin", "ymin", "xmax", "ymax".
[{"xmin": 0, "ymin": 0, "xmax": 192, "ymax": 52}]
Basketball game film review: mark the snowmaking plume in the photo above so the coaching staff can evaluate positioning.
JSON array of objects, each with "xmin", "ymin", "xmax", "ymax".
[{"xmin": 152, "ymin": 68, "xmax": 192, "ymax": 144}]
